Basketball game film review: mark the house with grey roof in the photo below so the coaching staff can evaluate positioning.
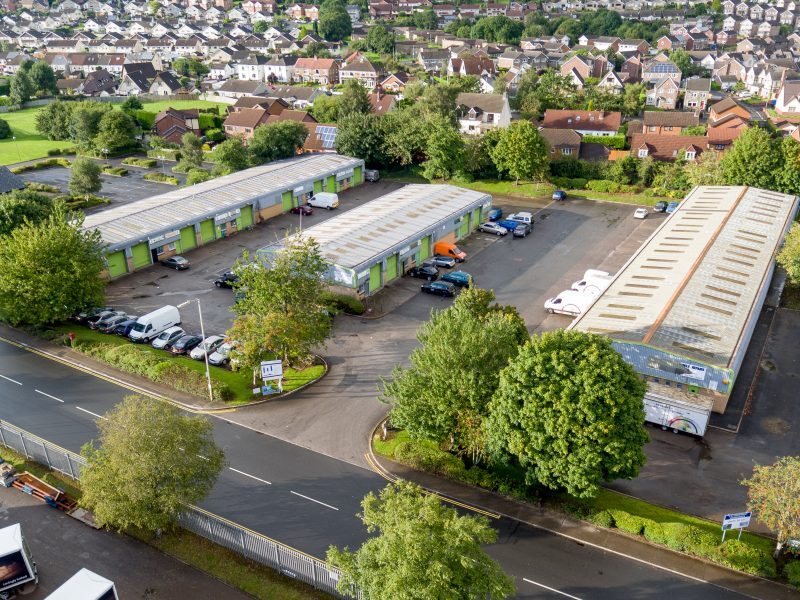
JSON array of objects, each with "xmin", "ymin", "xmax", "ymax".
[{"xmin": 455, "ymin": 92, "xmax": 511, "ymax": 135}]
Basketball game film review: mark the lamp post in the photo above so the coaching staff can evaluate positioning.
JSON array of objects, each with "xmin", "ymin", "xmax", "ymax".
[
  {"xmin": 101, "ymin": 147, "xmax": 109, "ymax": 167},
  {"xmin": 11, "ymin": 136, "xmax": 21, "ymax": 163},
  {"xmin": 177, "ymin": 299, "xmax": 213, "ymax": 402}
]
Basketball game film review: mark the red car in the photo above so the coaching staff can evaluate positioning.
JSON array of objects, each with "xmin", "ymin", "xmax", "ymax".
[{"xmin": 290, "ymin": 205, "xmax": 314, "ymax": 216}]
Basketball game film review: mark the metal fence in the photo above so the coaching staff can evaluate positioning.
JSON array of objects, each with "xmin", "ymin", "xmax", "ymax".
[{"xmin": 0, "ymin": 419, "xmax": 349, "ymax": 598}]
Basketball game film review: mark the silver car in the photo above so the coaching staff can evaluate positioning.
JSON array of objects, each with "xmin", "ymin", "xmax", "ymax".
[
  {"xmin": 189, "ymin": 335, "xmax": 225, "ymax": 360},
  {"xmin": 151, "ymin": 326, "xmax": 185, "ymax": 350},
  {"xmin": 479, "ymin": 222, "xmax": 508, "ymax": 236}
]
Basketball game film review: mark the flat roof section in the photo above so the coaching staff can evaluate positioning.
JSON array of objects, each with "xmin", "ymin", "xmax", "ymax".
[
  {"xmin": 82, "ymin": 154, "xmax": 362, "ymax": 251},
  {"xmin": 284, "ymin": 184, "xmax": 490, "ymax": 271},
  {"xmin": 571, "ymin": 185, "xmax": 798, "ymax": 368}
]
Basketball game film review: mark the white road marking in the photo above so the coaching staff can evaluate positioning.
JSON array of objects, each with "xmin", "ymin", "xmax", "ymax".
[
  {"xmin": 35, "ymin": 389, "xmax": 64, "ymax": 403},
  {"xmin": 229, "ymin": 467, "xmax": 272, "ymax": 485},
  {"xmin": 75, "ymin": 406, "xmax": 107, "ymax": 420},
  {"xmin": 523, "ymin": 578, "xmax": 582, "ymax": 599},
  {"xmin": 0, "ymin": 374, "xmax": 22, "ymax": 385},
  {"xmin": 290, "ymin": 491, "xmax": 339, "ymax": 511}
]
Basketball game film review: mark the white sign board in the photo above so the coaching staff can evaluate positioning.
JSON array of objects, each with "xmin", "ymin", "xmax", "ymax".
[
  {"xmin": 680, "ymin": 362, "xmax": 707, "ymax": 380},
  {"xmin": 722, "ymin": 512, "xmax": 751, "ymax": 531},
  {"xmin": 260, "ymin": 360, "xmax": 283, "ymax": 379}
]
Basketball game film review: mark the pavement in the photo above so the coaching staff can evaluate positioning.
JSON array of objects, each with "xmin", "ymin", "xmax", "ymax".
[{"xmin": 0, "ymin": 486, "xmax": 251, "ymax": 599}]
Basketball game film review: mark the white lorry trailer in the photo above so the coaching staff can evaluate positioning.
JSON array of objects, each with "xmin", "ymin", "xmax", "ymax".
[
  {"xmin": 45, "ymin": 568, "xmax": 117, "ymax": 600},
  {"xmin": 0, "ymin": 524, "xmax": 37, "ymax": 599}
]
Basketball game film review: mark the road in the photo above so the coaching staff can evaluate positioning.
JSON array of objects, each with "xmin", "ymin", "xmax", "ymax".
[{"xmin": 0, "ymin": 338, "xmax": 751, "ymax": 599}]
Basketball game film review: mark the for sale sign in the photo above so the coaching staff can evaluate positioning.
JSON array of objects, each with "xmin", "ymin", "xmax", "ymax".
[{"xmin": 722, "ymin": 512, "xmax": 752, "ymax": 531}]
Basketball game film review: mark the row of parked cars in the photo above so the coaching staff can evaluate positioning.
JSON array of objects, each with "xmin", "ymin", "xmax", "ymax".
[
  {"xmin": 482, "ymin": 209, "xmax": 535, "ymax": 238},
  {"xmin": 74, "ymin": 306, "xmax": 235, "ymax": 367}
]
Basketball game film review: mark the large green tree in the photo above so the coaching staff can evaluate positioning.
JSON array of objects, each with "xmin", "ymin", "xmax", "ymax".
[
  {"xmin": 178, "ymin": 131, "xmax": 204, "ymax": 171},
  {"xmin": 29, "ymin": 61, "xmax": 58, "ymax": 95},
  {"xmin": 318, "ymin": 0, "xmax": 352, "ymax": 41},
  {"xmin": 248, "ymin": 121, "xmax": 308, "ymax": 165},
  {"xmin": 721, "ymin": 126, "xmax": 779, "ymax": 189},
  {"xmin": 486, "ymin": 330, "xmax": 649, "ymax": 498},
  {"xmin": 68, "ymin": 101, "xmax": 113, "ymax": 150},
  {"xmin": 366, "ymin": 23, "xmax": 394, "ymax": 53},
  {"xmin": 684, "ymin": 149, "xmax": 725, "ymax": 187},
  {"xmin": 337, "ymin": 78, "xmax": 372, "ymax": 119},
  {"xmin": 776, "ymin": 137, "xmax": 800, "ymax": 196},
  {"xmin": 413, "ymin": 8, "xmax": 438, "ymax": 29},
  {"xmin": 383, "ymin": 288, "xmax": 527, "ymax": 459},
  {"xmin": 742, "ymin": 457, "xmax": 800, "ymax": 558},
  {"xmin": 777, "ymin": 223, "xmax": 800, "ymax": 284},
  {"xmin": 0, "ymin": 203, "xmax": 104, "ymax": 326},
  {"xmin": 490, "ymin": 121, "xmax": 549, "ymax": 184},
  {"xmin": 80, "ymin": 396, "xmax": 225, "ymax": 532},
  {"xmin": 311, "ymin": 93, "xmax": 341, "ymax": 123},
  {"xmin": 69, "ymin": 157, "xmax": 102, "ymax": 200},
  {"xmin": 94, "ymin": 110, "xmax": 138, "ymax": 152},
  {"xmin": 0, "ymin": 190, "xmax": 52, "ymax": 236},
  {"xmin": 327, "ymin": 481, "xmax": 516, "ymax": 600},
  {"xmin": 335, "ymin": 112, "xmax": 386, "ymax": 167},
  {"xmin": 381, "ymin": 106, "xmax": 430, "ymax": 167},
  {"xmin": 212, "ymin": 136, "xmax": 250, "ymax": 174},
  {"xmin": 9, "ymin": 71, "xmax": 33, "ymax": 105},
  {"xmin": 35, "ymin": 100, "xmax": 75, "ymax": 140},
  {"xmin": 421, "ymin": 118, "xmax": 465, "ymax": 181},
  {"xmin": 621, "ymin": 83, "xmax": 646, "ymax": 116}
]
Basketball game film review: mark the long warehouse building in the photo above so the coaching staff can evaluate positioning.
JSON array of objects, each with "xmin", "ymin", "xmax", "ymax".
[
  {"xmin": 82, "ymin": 154, "xmax": 364, "ymax": 278},
  {"xmin": 569, "ymin": 185, "xmax": 798, "ymax": 436},
  {"xmin": 258, "ymin": 184, "xmax": 492, "ymax": 296}
]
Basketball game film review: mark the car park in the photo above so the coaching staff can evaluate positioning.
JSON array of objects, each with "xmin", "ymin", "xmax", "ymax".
[
  {"xmin": 513, "ymin": 223, "xmax": 531, "ymax": 238},
  {"xmin": 161, "ymin": 256, "xmax": 190, "ymax": 270},
  {"xmin": 408, "ymin": 265, "xmax": 439, "ymax": 280},
  {"xmin": 190, "ymin": 335, "xmax": 225, "ymax": 360},
  {"xmin": 425, "ymin": 255, "xmax": 457, "ymax": 268},
  {"xmin": 152, "ymin": 326, "xmax": 185, "ymax": 350},
  {"xmin": 209, "ymin": 341, "xmax": 234, "ymax": 366},
  {"xmin": 98, "ymin": 314, "xmax": 132, "ymax": 333},
  {"xmin": 214, "ymin": 271, "xmax": 239, "ymax": 289},
  {"xmin": 654, "ymin": 201, "xmax": 668, "ymax": 213},
  {"xmin": 666, "ymin": 201, "xmax": 679, "ymax": 214},
  {"xmin": 487, "ymin": 208, "xmax": 503, "ymax": 221},
  {"xmin": 440, "ymin": 270, "xmax": 472, "ymax": 288},
  {"xmin": 290, "ymin": 205, "xmax": 314, "ymax": 216},
  {"xmin": 169, "ymin": 334, "xmax": 203, "ymax": 355},
  {"xmin": 112, "ymin": 317, "xmax": 139, "ymax": 337},
  {"xmin": 553, "ymin": 190, "xmax": 566, "ymax": 201},
  {"xmin": 634, "ymin": 208, "xmax": 649, "ymax": 219},
  {"xmin": 421, "ymin": 281, "xmax": 456, "ymax": 297},
  {"xmin": 89, "ymin": 311, "xmax": 126, "ymax": 330},
  {"xmin": 479, "ymin": 222, "xmax": 508, "ymax": 236}
]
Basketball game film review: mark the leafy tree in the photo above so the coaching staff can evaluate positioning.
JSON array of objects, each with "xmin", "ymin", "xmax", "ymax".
[
  {"xmin": 80, "ymin": 396, "xmax": 225, "ymax": 532},
  {"xmin": 300, "ymin": 41, "xmax": 333, "ymax": 58},
  {"xmin": 776, "ymin": 137, "xmax": 800, "ymax": 196},
  {"xmin": 381, "ymin": 106, "xmax": 430, "ymax": 167},
  {"xmin": 311, "ymin": 93, "xmax": 341, "ymax": 123},
  {"xmin": 0, "ymin": 190, "xmax": 52, "ymax": 236},
  {"xmin": 469, "ymin": 15, "xmax": 525, "ymax": 45},
  {"xmin": 384, "ymin": 288, "xmax": 527, "ymax": 459},
  {"xmin": 253, "ymin": 20, "xmax": 269, "ymax": 33},
  {"xmin": 490, "ymin": 121, "xmax": 548, "ymax": 184},
  {"xmin": 318, "ymin": 0, "xmax": 352, "ymax": 41},
  {"xmin": 684, "ymin": 150, "xmax": 725, "ymax": 187},
  {"xmin": 486, "ymin": 330, "xmax": 649, "ymax": 498},
  {"xmin": 652, "ymin": 160, "xmax": 691, "ymax": 194},
  {"xmin": 462, "ymin": 128, "xmax": 502, "ymax": 180},
  {"xmin": 516, "ymin": 70, "xmax": 578, "ymax": 119},
  {"xmin": 777, "ymin": 223, "xmax": 800, "ymax": 284},
  {"xmin": 605, "ymin": 155, "xmax": 639, "ymax": 185},
  {"xmin": 366, "ymin": 23, "xmax": 394, "ymax": 53},
  {"xmin": 327, "ymin": 481, "xmax": 516, "ymax": 600},
  {"xmin": 178, "ymin": 131, "xmax": 204, "ymax": 171},
  {"xmin": 337, "ymin": 78, "xmax": 372, "ymax": 119},
  {"xmin": 248, "ymin": 121, "xmax": 308, "ymax": 165},
  {"xmin": 721, "ymin": 127, "xmax": 779, "ymax": 189},
  {"xmin": 35, "ymin": 100, "xmax": 74, "ymax": 140},
  {"xmin": 120, "ymin": 96, "xmax": 143, "ymax": 112},
  {"xmin": 185, "ymin": 168, "xmax": 212, "ymax": 186},
  {"xmin": 70, "ymin": 157, "xmax": 103, "ymax": 200},
  {"xmin": 228, "ymin": 237, "xmax": 330, "ymax": 370},
  {"xmin": 0, "ymin": 203, "xmax": 105, "ymax": 326},
  {"xmin": 669, "ymin": 49, "xmax": 694, "ymax": 76},
  {"xmin": 742, "ymin": 457, "xmax": 800, "ymax": 558},
  {"xmin": 172, "ymin": 57, "xmax": 210, "ymax": 79},
  {"xmin": 28, "ymin": 61, "xmax": 58, "ymax": 95},
  {"xmin": 421, "ymin": 118, "xmax": 464, "ymax": 181},
  {"xmin": 335, "ymin": 112, "xmax": 386, "ymax": 168},
  {"xmin": 212, "ymin": 137, "xmax": 250, "ymax": 174},
  {"xmin": 94, "ymin": 110, "xmax": 137, "ymax": 152},
  {"xmin": 413, "ymin": 8, "xmax": 438, "ymax": 29},
  {"xmin": 69, "ymin": 101, "xmax": 113, "ymax": 150},
  {"xmin": 0, "ymin": 118, "xmax": 10, "ymax": 140},
  {"xmin": 9, "ymin": 71, "xmax": 33, "ymax": 105}
]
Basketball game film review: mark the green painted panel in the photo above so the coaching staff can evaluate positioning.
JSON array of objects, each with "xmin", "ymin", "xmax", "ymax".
[
  {"xmin": 282, "ymin": 191, "xmax": 293, "ymax": 211},
  {"xmin": 240, "ymin": 205, "xmax": 253, "ymax": 228},
  {"xmin": 354, "ymin": 166, "xmax": 362, "ymax": 184},
  {"xmin": 419, "ymin": 236, "xmax": 430, "ymax": 260},
  {"xmin": 314, "ymin": 179, "xmax": 323, "ymax": 193},
  {"xmin": 458, "ymin": 218, "xmax": 469, "ymax": 239},
  {"xmin": 472, "ymin": 207, "xmax": 481, "ymax": 229},
  {"xmin": 326, "ymin": 176, "xmax": 336, "ymax": 192},
  {"xmin": 106, "ymin": 251, "xmax": 127, "ymax": 277},
  {"xmin": 386, "ymin": 254, "xmax": 397, "ymax": 281},
  {"xmin": 180, "ymin": 226, "xmax": 196, "ymax": 251},
  {"xmin": 131, "ymin": 243, "xmax": 150, "ymax": 269},
  {"xmin": 369, "ymin": 263, "xmax": 381, "ymax": 292},
  {"xmin": 200, "ymin": 219, "xmax": 215, "ymax": 243}
]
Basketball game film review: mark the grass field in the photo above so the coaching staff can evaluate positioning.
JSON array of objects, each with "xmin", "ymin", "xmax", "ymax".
[{"xmin": 0, "ymin": 99, "xmax": 229, "ymax": 166}]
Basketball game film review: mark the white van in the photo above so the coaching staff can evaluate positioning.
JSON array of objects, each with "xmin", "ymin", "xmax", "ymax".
[
  {"xmin": 129, "ymin": 305, "xmax": 180, "ymax": 343},
  {"xmin": 544, "ymin": 290, "xmax": 597, "ymax": 317},
  {"xmin": 571, "ymin": 270, "xmax": 613, "ymax": 294},
  {"xmin": 308, "ymin": 192, "xmax": 339, "ymax": 210},
  {"xmin": 45, "ymin": 568, "xmax": 118, "ymax": 600}
]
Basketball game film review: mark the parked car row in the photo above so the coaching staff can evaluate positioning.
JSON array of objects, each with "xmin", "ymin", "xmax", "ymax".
[{"xmin": 481, "ymin": 211, "xmax": 535, "ymax": 239}]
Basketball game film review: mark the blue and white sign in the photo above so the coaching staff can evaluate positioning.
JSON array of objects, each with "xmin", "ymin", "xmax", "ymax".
[
  {"xmin": 722, "ymin": 512, "xmax": 751, "ymax": 531},
  {"xmin": 260, "ymin": 359, "xmax": 283, "ymax": 380}
]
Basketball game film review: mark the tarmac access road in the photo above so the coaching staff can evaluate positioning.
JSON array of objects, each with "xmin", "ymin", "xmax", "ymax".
[{"xmin": 0, "ymin": 338, "xmax": 752, "ymax": 599}]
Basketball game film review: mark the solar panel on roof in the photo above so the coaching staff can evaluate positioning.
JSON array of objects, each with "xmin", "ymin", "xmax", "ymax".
[{"xmin": 316, "ymin": 125, "xmax": 337, "ymax": 149}]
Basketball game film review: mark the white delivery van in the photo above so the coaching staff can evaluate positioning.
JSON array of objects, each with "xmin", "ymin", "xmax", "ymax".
[
  {"xmin": 128, "ymin": 305, "xmax": 180, "ymax": 343},
  {"xmin": 45, "ymin": 568, "xmax": 118, "ymax": 600},
  {"xmin": 0, "ymin": 523, "xmax": 37, "ymax": 597},
  {"xmin": 572, "ymin": 270, "xmax": 614, "ymax": 294},
  {"xmin": 308, "ymin": 192, "xmax": 339, "ymax": 210},
  {"xmin": 544, "ymin": 290, "xmax": 597, "ymax": 317}
]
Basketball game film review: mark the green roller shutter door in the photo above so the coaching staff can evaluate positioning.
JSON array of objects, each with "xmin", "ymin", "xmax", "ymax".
[
  {"xmin": 420, "ymin": 236, "xmax": 430, "ymax": 260},
  {"xmin": 458, "ymin": 218, "xmax": 469, "ymax": 239},
  {"xmin": 326, "ymin": 176, "xmax": 336, "ymax": 192},
  {"xmin": 180, "ymin": 226, "xmax": 196, "ymax": 251},
  {"xmin": 200, "ymin": 219, "xmax": 215, "ymax": 243},
  {"xmin": 282, "ymin": 191, "xmax": 293, "ymax": 211},
  {"xmin": 106, "ymin": 251, "xmax": 127, "ymax": 277},
  {"xmin": 314, "ymin": 179, "xmax": 323, "ymax": 193},
  {"xmin": 369, "ymin": 263, "xmax": 381, "ymax": 293},
  {"xmin": 237, "ymin": 205, "xmax": 253, "ymax": 229},
  {"xmin": 471, "ymin": 208, "xmax": 481, "ymax": 229},
  {"xmin": 386, "ymin": 254, "xmax": 397, "ymax": 281},
  {"xmin": 354, "ymin": 166, "xmax": 362, "ymax": 184},
  {"xmin": 131, "ymin": 243, "xmax": 150, "ymax": 269}
]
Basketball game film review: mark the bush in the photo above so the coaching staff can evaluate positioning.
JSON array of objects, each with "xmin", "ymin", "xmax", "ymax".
[
  {"xmin": 609, "ymin": 509, "xmax": 645, "ymax": 536},
  {"xmin": 586, "ymin": 179, "xmax": 621, "ymax": 193},
  {"xmin": 46, "ymin": 147, "xmax": 76, "ymax": 156},
  {"xmin": 785, "ymin": 561, "xmax": 800, "ymax": 588},
  {"xmin": 121, "ymin": 157, "xmax": 158, "ymax": 168},
  {"xmin": 204, "ymin": 127, "xmax": 225, "ymax": 142},
  {"xmin": 589, "ymin": 510, "xmax": 615, "ymax": 528},
  {"xmin": 582, "ymin": 134, "xmax": 626, "ymax": 149},
  {"xmin": 198, "ymin": 113, "xmax": 220, "ymax": 130},
  {"xmin": 147, "ymin": 148, "xmax": 181, "ymax": 161},
  {"xmin": 0, "ymin": 117, "xmax": 11, "ymax": 139},
  {"xmin": 185, "ymin": 168, "xmax": 212, "ymax": 186},
  {"xmin": 321, "ymin": 291, "xmax": 365, "ymax": 315},
  {"xmin": 134, "ymin": 109, "xmax": 157, "ymax": 130},
  {"xmin": 143, "ymin": 172, "xmax": 180, "ymax": 185},
  {"xmin": 642, "ymin": 520, "xmax": 668, "ymax": 545},
  {"xmin": 102, "ymin": 166, "xmax": 128, "ymax": 176},
  {"xmin": 10, "ymin": 157, "xmax": 71, "ymax": 174},
  {"xmin": 568, "ymin": 177, "xmax": 588, "ymax": 189},
  {"xmin": 716, "ymin": 540, "xmax": 776, "ymax": 578},
  {"xmin": 25, "ymin": 181, "xmax": 59, "ymax": 193}
]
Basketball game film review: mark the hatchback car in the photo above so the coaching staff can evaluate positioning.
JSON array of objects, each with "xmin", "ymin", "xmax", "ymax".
[
  {"xmin": 408, "ymin": 265, "xmax": 439, "ymax": 280},
  {"xmin": 634, "ymin": 208, "xmax": 649, "ymax": 219},
  {"xmin": 85, "ymin": 309, "xmax": 118, "ymax": 327},
  {"xmin": 112, "ymin": 317, "xmax": 139, "ymax": 337},
  {"xmin": 152, "ymin": 326, "xmax": 185, "ymax": 350},
  {"xmin": 89, "ymin": 310, "xmax": 126, "ymax": 330},
  {"xmin": 290, "ymin": 205, "xmax": 314, "ymax": 216},
  {"xmin": 208, "ymin": 341, "xmax": 233, "ymax": 366},
  {"xmin": 666, "ymin": 201, "xmax": 680, "ymax": 214},
  {"xmin": 169, "ymin": 334, "xmax": 203, "ymax": 355},
  {"xmin": 74, "ymin": 306, "xmax": 113, "ymax": 324},
  {"xmin": 214, "ymin": 271, "xmax": 239, "ymax": 289},
  {"xmin": 479, "ymin": 222, "xmax": 508, "ymax": 236},
  {"xmin": 161, "ymin": 256, "xmax": 190, "ymax": 270},
  {"xmin": 487, "ymin": 208, "xmax": 503, "ymax": 221},
  {"xmin": 654, "ymin": 201, "xmax": 669, "ymax": 213},
  {"xmin": 189, "ymin": 335, "xmax": 226, "ymax": 360},
  {"xmin": 440, "ymin": 270, "xmax": 472, "ymax": 288},
  {"xmin": 98, "ymin": 314, "xmax": 132, "ymax": 333},
  {"xmin": 421, "ymin": 281, "xmax": 456, "ymax": 297},
  {"xmin": 552, "ymin": 190, "xmax": 566, "ymax": 201},
  {"xmin": 513, "ymin": 223, "xmax": 531, "ymax": 238},
  {"xmin": 425, "ymin": 255, "xmax": 457, "ymax": 269}
]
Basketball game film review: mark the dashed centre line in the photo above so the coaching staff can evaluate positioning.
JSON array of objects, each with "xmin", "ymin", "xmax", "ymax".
[
  {"xmin": 229, "ymin": 467, "xmax": 272, "ymax": 485},
  {"xmin": 35, "ymin": 389, "xmax": 64, "ymax": 403},
  {"xmin": 75, "ymin": 406, "xmax": 107, "ymax": 421},
  {"xmin": 523, "ymin": 578, "xmax": 582, "ymax": 599},
  {"xmin": 0, "ymin": 374, "xmax": 22, "ymax": 385},
  {"xmin": 290, "ymin": 491, "xmax": 339, "ymax": 511}
]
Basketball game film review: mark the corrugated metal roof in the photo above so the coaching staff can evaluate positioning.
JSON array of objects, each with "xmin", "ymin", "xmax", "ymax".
[
  {"xmin": 571, "ymin": 185, "xmax": 798, "ymax": 368},
  {"xmin": 280, "ymin": 184, "xmax": 490, "ymax": 270},
  {"xmin": 82, "ymin": 154, "xmax": 362, "ymax": 250}
]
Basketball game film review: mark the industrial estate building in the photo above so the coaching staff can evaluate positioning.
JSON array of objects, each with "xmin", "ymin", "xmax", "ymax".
[
  {"xmin": 258, "ymin": 184, "xmax": 492, "ymax": 296},
  {"xmin": 83, "ymin": 154, "xmax": 365, "ymax": 278},
  {"xmin": 570, "ymin": 185, "xmax": 798, "ymax": 436}
]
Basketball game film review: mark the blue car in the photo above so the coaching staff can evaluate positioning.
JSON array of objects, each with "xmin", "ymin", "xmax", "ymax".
[
  {"xmin": 112, "ymin": 317, "xmax": 139, "ymax": 336},
  {"xmin": 552, "ymin": 190, "xmax": 566, "ymax": 201},
  {"xmin": 497, "ymin": 219, "xmax": 520, "ymax": 233},
  {"xmin": 487, "ymin": 208, "xmax": 503, "ymax": 221},
  {"xmin": 666, "ymin": 201, "xmax": 679, "ymax": 214},
  {"xmin": 440, "ymin": 270, "xmax": 472, "ymax": 288}
]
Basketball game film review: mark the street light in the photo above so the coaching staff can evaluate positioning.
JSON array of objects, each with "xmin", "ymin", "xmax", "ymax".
[
  {"xmin": 177, "ymin": 298, "xmax": 213, "ymax": 402},
  {"xmin": 101, "ymin": 147, "xmax": 109, "ymax": 167},
  {"xmin": 11, "ymin": 136, "xmax": 21, "ymax": 163}
]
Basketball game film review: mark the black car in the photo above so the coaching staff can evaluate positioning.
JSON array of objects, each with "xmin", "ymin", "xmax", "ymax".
[
  {"xmin": 421, "ymin": 281, "xmax": 456, "ymax": 297},
  {"xmin": 112, "ymin": 318, "xmax": 139, "ymax": 337},
  {"xmin": 408, "ymin": 265, "xmax": 439, "ymax": 281},
  {"xmin": 74, "ymin": 306, "xmax": 112, "ymax": 324},
  {"xmin": 654, "ymin": 201, "xmax": 669, "ymax": 213},
  {"xmin": 161, "ymin": 256, "xmax": 190, "ymax": 270},
  {"xmin": 169, "ymin": 334, "xmax": 203, "ymax": 355},
  {"xmin": 214, "ymin": 271, "xmax": 239, "ymax": 288},
  {"xmin": 290, "ymin": 205, "xmax": 314, "ymax": 215}
]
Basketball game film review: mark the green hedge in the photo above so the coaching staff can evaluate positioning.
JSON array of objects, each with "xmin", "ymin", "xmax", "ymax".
[
  {"xmin": 147, "ymin": 148, "xmax": 181, "ymax": 161},
  {"xmin": 11, "ymin": 157, "xmax": 72, "ymax": 174},
  {"xmin": 25, "ymin": 181, "xmax": 60, "ymax": 193},
  {"xmin": 121, "ymin": 157, "xmax": 158, "ymax": 168},
  {"xmin": 46, "ymin": 147, "xmax": 76, "ymax": 156},
  {"xmin": 143, "ymin": 172, "xmax": 180, "ymax": 185},
  {"xmin": 74, "ymin": 341, "xmax": 233, "ymax": 402},
  {"xmin": 585, "ymin": 179, "xmax": 640, "ymax": 194},
  {"xmin": 204, "ymin": 127, "xmax": 225, "ymax": 142},
  {"xmin": 550, "ymin": 177, "xmax": 588, "ymax": 190},
  {"xmin": 102, "ymin": 166, "xmax": 128, "ymax": 176},
  {"xmin": 582, "ymin": 134, "xmax": 626, "ymax": 149},
  {"xmin": 134, "ymin": 109, "xmax": 157, "ymax": 130},
  {"xmin": 321, "ymin": 291, "xmax": 365, "ymax": 315}
]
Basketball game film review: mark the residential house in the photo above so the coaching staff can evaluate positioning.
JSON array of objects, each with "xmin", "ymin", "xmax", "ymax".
[
  {"xmin": 642, "ymin": 57, "xmax": 682, "ymax": 85},
  {"xmin": 598, "ymin": 70, "xmax": 625, "ymax": 91},
  {"xmin": 618, "ymin": 38, "xmax": 650, "ymax": 54},
  {"xmin": 265, "ymin": 55, "xmax": 297, "ymax": 83},
  {"xmin": 418, "ymin": 48, "xmax": 449, "ymax": 72},
  {"xmin": 455, "ymin": 92, "xmax": 511, "ymax": 135},
  {"xmin": 774, "ymin": 78, "xmax": 800, "ymax": 114},
  {"xmin": 293, "ymin": 57, "xmax": 338, "ymax": 85},
  {"xmin": 541, "ymin": 109, "xmax": 622, "ymax": 137},
  {"xmin": 266, "ymin": 85, "xmax": 324, "ymax": 108},
  {"xmin": 646, "ymin": 77, "xmax": 681, "ymax": 110},
  {"xmin": 539, "ymin": 128, "xmax": 582, "ymax": 159},
  {"xmin": 707, "ymin": 96, "xmax": 753, "ymax": 149},
  {"xmin": 149, "ymin": 71, "xmax": 184, "ymax": 95},
  {"xmin": 380, "ymin": 72, "xmax": 411, "ymax": 93},
  {"xmin": 559, "ymin": 54, "xmax": 593, "ymax": 83},
  {"xmin": 684, "ymin": 77, "xmax": 712, "ymax": 110},
  {"xmin": 339, "ymin": 57, "xmax": 381, "ymax": 88},
  {"xmin": 223, "ymin": 106, "xmax": 272, "ymax": 141},
  {"xmin": 642, "ymin": 111, "xmax": 700, "ymax": 135},
  {"xmin": 447, "ymin": 56, "xmax": 495, "ymax": 78},
  {"xmin": 630, "ymin": 134, "xmax": 707, "ymax": 161},
  {"xmin": 117, "ymin": 62, "xmax": 157, "ymax": 95},
  {"xmin": 236, "ymin": 54, "xmax": 270, "ymax": 81},
  {"xmin": 154, "ymin": 108, "xmax": 202, "ymax": 144},
  {"xmin": 217, "ymin": 78, "xmax": 269, "ymax": 98}
]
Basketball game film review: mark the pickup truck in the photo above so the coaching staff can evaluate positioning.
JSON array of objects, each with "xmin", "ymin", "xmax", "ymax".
[{"xmin": 507, "ymin": 211, "xmax": 534, "ymax": 225}]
